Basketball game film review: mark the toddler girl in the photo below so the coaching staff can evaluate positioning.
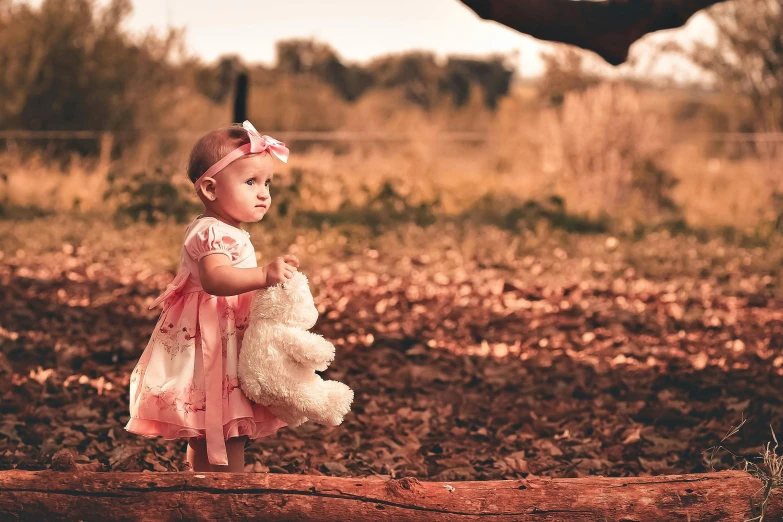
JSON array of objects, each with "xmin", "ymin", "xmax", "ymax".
[{"xmin": 124, "ymin": 121, "xmax": 299, "ymax": 472}]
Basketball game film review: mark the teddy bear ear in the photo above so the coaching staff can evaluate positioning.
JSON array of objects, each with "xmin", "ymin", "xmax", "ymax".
[{"xmin": 284, "ymin": 272, "xmax": 311, "ymax": 295}]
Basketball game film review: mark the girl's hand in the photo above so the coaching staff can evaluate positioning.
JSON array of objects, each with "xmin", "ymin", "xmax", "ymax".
[
  {"xmin": 263, "ymin": 254, "xmax": 299, "ymax": 287},
  {"xmin": 282, "ymin": 254, "xmax": 300, "ymax": 268}
]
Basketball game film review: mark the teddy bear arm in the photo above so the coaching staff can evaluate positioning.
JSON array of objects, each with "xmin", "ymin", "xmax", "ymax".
[{"xmin": 279, "ymin": 327, "xmax": 335, "ymax": 370}]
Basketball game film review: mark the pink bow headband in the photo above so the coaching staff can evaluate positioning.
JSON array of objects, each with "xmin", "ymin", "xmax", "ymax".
[{"xmin": 194, "ymin": 120, "xmax": 289, "ymax": 192}]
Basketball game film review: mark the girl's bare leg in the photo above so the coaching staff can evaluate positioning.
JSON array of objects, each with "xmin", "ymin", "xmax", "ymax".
[
  {"xmin": 186, "ymin": 437, "xmax": 210, "ymax": 472},
  {"xmin": 187, "ymin": 436, "xmax": 248, "ymax": 473},
  {"xmin": 224, "ymin": 436, "xmax": 248, "ymax": 472}
]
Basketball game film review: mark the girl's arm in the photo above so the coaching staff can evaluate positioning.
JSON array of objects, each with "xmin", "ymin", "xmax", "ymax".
[{"xmin": 199, "ymin": 253, "xmax": 269, "ymax": 296}]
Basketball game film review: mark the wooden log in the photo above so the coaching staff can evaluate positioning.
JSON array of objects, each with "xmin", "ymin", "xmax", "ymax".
[{"xmin": 0, "ymin": 469, "xmax": 779, "ymax": 521}]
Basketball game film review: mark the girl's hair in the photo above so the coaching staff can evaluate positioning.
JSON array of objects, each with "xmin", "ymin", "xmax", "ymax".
[{"xmin": 187, "ymin": 123, "xmax": 250, "ymax": 184}]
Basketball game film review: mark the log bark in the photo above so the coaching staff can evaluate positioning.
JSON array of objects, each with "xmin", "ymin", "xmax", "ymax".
[
  {"xmin": 0, "ymin": 469, "xmax": 780, "ymax": 521},
  {"xmin": 458, "ymin": 0, "xmax": 729, "ymax": 65}
]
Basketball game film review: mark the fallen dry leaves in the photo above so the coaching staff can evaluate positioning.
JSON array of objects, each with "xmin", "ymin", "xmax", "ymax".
[{"xmin": 1, "ymin": 216, "xmax": 783, "ymax": 479}]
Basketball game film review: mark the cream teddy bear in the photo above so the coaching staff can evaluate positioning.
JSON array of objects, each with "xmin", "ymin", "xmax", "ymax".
[{"xmin": 238, "ymin": 271, "xmax": 353, "ymax": 428}]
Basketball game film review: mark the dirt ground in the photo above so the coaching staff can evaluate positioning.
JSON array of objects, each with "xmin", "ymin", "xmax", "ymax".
[{"xmin": 1, "ymin": 215, "xmax": 782, "ymax": 478}]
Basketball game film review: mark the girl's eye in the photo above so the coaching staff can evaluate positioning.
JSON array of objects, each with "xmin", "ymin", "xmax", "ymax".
[{"xmin": 246, "ymin": 179, "xmax": 254, "ymax": 186}]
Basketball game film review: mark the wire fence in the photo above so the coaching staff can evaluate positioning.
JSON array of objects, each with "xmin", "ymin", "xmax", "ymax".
[
  {"xmin": 1, "ymin": 130, "xmax": 783, "ymax": 143},
  {"xmin": 0, "ymin": 130, "xmax": 489, "ymax": 143}
]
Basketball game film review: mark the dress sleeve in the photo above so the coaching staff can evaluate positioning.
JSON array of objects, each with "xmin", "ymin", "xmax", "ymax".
[{"xmin": 184, "ymin": 223, "xmax": 240, "ymax": 262}]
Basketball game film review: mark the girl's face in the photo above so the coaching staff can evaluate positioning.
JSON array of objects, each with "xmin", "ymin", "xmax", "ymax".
[{"xmin": 204, "ymin": 153, "xmax": 275, "ymax": 224}]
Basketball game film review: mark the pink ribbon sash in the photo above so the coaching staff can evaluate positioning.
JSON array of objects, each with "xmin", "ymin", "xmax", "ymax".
[
  {"xmin": 198, "ymin": 294, "xmax": 228, "ymax": 466},
  {"xmin": 149, "ymin": 271, "xmax": 229, "ymax": 466},
  {"xmin": 148, "ymin": 269, "xmax": 191, "ymax": 310}
]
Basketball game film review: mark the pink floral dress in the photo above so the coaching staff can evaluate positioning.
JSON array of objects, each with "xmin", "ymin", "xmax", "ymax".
[{"xmin": 125, "ymin": 215, "xmax": 287, "ymax": 465}]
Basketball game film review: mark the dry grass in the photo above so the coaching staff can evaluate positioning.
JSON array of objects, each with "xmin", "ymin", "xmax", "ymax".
[
  {"xmin": 0, "ymin": 81, "xmax": 778, "ymax": 234},
  {"xmin": 0, "ymin": 151, "xmax": 111, "ymax": 212},
  {"xmin": 539, "ymin": 82, "xmax": 669, "ymax": 219},
  {"xmin": 702, "ymin": 416, "xmax": 783, "ymax": 522},
  {"xmin": 744, "ymin": 428, "xmax": 783, "ymax": 522},
  {"xmin": 670, "ymin": 142, "xmax": 773, "ymax": 230}
]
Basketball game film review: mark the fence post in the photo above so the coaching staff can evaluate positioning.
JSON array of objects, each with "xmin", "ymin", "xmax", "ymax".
[
  {"xmin": 234, "ymin": 72, "xmax": 248, "ymax": 123},
  {"xmin": 99, "ymin": 132, "xmax": 114, "ymax": 170}
]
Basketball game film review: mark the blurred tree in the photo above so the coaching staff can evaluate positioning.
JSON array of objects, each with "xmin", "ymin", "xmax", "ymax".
[
  {"xmin": 367, "ymin": 52, "xmax": 441, "ymax": 108},
  {"xmin": 439, "ymin": 56, "xmax": 514, "ymax": 109},
  {"xmin": 368, "ymin": 51, "xmax": 516, "ymax": 110},
  {"xmin": 276, "ymin": 39, "xmax": 374, "ymax": 102},
  {"xmin": 684, "ymin": 0, "xmax": 783, "ymax": 228},
  {"xmin": 537, "ymin": 47, "xmax": 602, "ymax": 107},
  {"xmin": 192, "ymin": 55, "xmax": 246, "ymax": 104},
  {"xmin": 687, "ymin": 0, "xmax": 783, "ymax": 132},
  {"xmin": 0, "ymin": 0, "xmax": 186, "ymax": 154},
  {"xmin": 273, "ymin": 40, "xmax": 515, "ymax": 110}
]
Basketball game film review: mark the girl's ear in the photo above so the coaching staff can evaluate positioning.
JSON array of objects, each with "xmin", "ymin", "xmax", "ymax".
[{"xmin": 198, "ymin": 177, "xmax": 218, "ymax": 201}]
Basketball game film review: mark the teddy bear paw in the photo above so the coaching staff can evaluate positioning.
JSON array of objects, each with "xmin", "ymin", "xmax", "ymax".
[{"xmin": 325, "ymin": 381, "xmax": 354, "ymax": 418}]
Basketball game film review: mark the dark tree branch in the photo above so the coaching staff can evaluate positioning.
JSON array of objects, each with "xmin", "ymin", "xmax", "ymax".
[{"xmin": 458, "ymin": 0, "xmax": 729, "ymax": 65}]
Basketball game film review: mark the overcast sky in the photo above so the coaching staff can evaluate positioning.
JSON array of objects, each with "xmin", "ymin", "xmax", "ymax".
[{"xmin": 38, "ymin": 0, "xmax": 719, "ymax": 79}]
